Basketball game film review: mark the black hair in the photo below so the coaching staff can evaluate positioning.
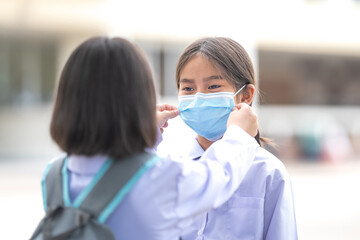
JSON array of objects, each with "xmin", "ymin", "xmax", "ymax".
[{"xmin": 50, "ymin": 37, "xmax": 157, "ymax": 159}]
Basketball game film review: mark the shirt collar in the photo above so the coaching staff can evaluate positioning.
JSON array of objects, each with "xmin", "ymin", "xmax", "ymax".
[
  {"xmin": 188, "ymin": 136, "xmax": 205, "ymax": 161},
  {"xmin": 68, "ymin": 154, "xmax": 108, "ymax": 175}
]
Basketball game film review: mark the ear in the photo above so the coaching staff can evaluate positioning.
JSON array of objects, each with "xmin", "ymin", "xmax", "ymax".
[{"xmin": 238, "ymin": 84, "xmax": 255, "ymax": 104}]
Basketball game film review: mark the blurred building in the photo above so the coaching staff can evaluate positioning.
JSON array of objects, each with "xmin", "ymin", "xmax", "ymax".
[
  {"xmin": 0, "ymin": 0, "xmax": 359, "ymax": 162},
  {"xmin": 255, "ymin": 0, "xmax": 360, "ymax": 162},
  {"xmin": 0, "ymin": 0, "xmax": 110, "ymax": 107}
]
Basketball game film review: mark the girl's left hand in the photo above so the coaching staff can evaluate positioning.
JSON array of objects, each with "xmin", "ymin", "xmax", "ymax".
[{"xmin": 156, "ymin": 104, "xmax": 179, "ymax": 133}]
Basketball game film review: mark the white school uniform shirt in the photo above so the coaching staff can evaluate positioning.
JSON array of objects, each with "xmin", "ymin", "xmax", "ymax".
[
  {"xmin": 178, "ymin": 136, "xmax": 298, "ymax": 240},
  {"xmin": 55, "ymin": 126, "xmax": 259, "ymax": 240}
]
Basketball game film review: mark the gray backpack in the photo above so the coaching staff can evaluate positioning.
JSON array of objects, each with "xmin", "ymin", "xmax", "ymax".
[{"xmin": 30, "ymin": 153, "xmax": 160, "ymax": 240}]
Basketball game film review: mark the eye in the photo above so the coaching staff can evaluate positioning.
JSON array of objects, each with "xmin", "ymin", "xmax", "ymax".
[
  {"xmin": 182, "ymin": 87, "xmax": 194, "ymax": 91},
  {"xmin": 208, "ymin": 85, "xmax": 221, "ymax": 89}
]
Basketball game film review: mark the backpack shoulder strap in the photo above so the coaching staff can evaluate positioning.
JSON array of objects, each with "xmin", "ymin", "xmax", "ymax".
[
  {"xmin": 42, "ymin": 156, "xmax": 66, "ymax": 211},
  {"xmin": 77, "ymin": 152, "xmax": 161, "ymax": 223}
]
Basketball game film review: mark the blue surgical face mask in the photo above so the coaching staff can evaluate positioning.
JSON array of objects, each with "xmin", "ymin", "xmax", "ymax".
[{"xmin": 178, "ymin": 84, "xmax": 246, "ymax": 141}]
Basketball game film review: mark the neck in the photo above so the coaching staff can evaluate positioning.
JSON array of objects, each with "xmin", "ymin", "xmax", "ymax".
[{"xmin": 197, "ymin": 135, "xmax": 215, "ymax": 150}]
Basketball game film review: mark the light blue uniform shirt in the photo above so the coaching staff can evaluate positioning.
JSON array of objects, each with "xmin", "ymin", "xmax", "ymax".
[
  {"xmin": 179, "ymin": 136, "xmax": 298, "ymax": 240},
  {"xmin": 53, "ymin": 126, "xmax": 259, "ymax": 240}
]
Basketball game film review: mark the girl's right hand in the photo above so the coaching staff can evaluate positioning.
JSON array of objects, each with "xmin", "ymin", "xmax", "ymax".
[{"xmin": 227, "ymin": 103, "xmax": 258, "ymax": 137}]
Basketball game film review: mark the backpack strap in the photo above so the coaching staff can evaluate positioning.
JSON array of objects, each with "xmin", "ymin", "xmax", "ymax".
[
  {"xmin": 76, "ymin": 152, "xmax": 161, "ymax": 223},
  {"xmin": 42, "ymin": 157, "xmax": 66, "ymax": 211}
]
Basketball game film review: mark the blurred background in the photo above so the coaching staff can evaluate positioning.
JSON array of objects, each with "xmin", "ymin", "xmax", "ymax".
[{"xmin": 0, "ymin": 0, "xmax": 359, "ymax": 239}]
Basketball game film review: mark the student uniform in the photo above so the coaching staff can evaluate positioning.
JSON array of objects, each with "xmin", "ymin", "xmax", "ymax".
[
  {"xmin": 49, "ymin": 126, "xmax": 259, "ymax": 240},
  {"xmin": 179, "ymin": 135, "xmax": 298, "ymax": 240}
]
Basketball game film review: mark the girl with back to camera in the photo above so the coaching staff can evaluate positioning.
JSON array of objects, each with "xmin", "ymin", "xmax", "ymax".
[
  {"xmin": 37, "ymin": 36, "xmax": 261, "ymax": 240},
  {"xmin": 169, "ymin": 37, "xmax": 298, "ymax": 240}
]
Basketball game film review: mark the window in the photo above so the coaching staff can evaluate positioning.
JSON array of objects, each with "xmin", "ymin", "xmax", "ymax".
[
  {"xmin": 136, "ymin": 40, "xmax": 188, "ymax": 98},
  {"xmin": 258, "ymin": 48, "xmax": 360, "ymax": 105},
  {"xmin": 0, "ymin": 35, "xmax": 57, "ymax": 105}
]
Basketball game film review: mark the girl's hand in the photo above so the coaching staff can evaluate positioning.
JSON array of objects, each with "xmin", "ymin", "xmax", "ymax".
[
  {"xmin": 156, "ymin": 104, "xmax": 179, "ymax": 133},
  {"xmin": 227, "ymin": 103, "xmax": 258, "ymax": 137}
]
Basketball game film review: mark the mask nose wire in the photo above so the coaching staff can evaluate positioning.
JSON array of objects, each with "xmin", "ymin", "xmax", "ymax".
[{"xmin": 233, "ymin": 84, "xmax": 247, "ymax": 97}]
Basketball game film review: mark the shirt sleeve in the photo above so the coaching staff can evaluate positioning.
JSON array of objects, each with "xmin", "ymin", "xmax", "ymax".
[
  {"xmin": 145, "ymin": 127, "xmax": 163, "ymax": 154},
  {"xmin": 174, "ymin": 125, "xmax": 259, "ymax": 220},
  {"xmin": 263, "ymin": 166, "xmax": 298, "ymax": 239}
]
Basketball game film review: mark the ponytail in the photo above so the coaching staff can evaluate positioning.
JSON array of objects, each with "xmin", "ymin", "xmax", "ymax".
[{"xmin": 255, "ymin": 131, "xmax": 275, "ymax": 148}]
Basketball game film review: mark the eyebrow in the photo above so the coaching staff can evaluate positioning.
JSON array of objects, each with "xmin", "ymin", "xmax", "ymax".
[
  {"xmin": 179, "ymin": 78, "xmax": 195, "ymax": 84},
  {"xmin": 204, "ymin": 75, "xmax": 224, "ymax": 82},
  {"xmin": 179, "ymin": 75, "xmax": 224, "ymax": 84}
]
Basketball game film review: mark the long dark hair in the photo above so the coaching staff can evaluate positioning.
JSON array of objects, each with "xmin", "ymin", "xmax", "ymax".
[
  {"xmin": 176, "ymin": 37, "xmax": 268, "ymax": 146},
  {"xmin": 50, "ymin": 37, "xmax": 157, "ymax": 159}
]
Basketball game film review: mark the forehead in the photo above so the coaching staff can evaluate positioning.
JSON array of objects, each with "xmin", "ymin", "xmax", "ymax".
[{"xmin": 180, "ymin": 55, "xmax": 219, "ymax": 78}]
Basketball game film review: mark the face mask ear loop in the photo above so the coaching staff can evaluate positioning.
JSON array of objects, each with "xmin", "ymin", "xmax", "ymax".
[{"xmin": 233, "ymin": 84, "xmax": 247, "ymax": 97}]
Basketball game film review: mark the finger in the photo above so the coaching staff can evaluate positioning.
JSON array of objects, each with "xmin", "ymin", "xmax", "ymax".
[
  {"xmin": 157, "ymin": 104, "xmax": 178, "ymax": 112},
  {"xmin": 161, "ymin": 104, "xmax": 178, "ymax": 111},
  {"xmin": 164, "ymin": 110, "xmax": 179, "ymax": 119},
  {"xmin": 163, "ymin": 122, "xmax": 168, "ymax": 128},
  {"xmin": 233, "ymin": 103, "xmax": 244, "ymax": 110},
  {"xmin": 238, "ymin": 102, "xmax": 250, "ymax": 108},
  {"xmin": 156, "ymin": 104, "xmax": 164, "ymax": 111}
]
